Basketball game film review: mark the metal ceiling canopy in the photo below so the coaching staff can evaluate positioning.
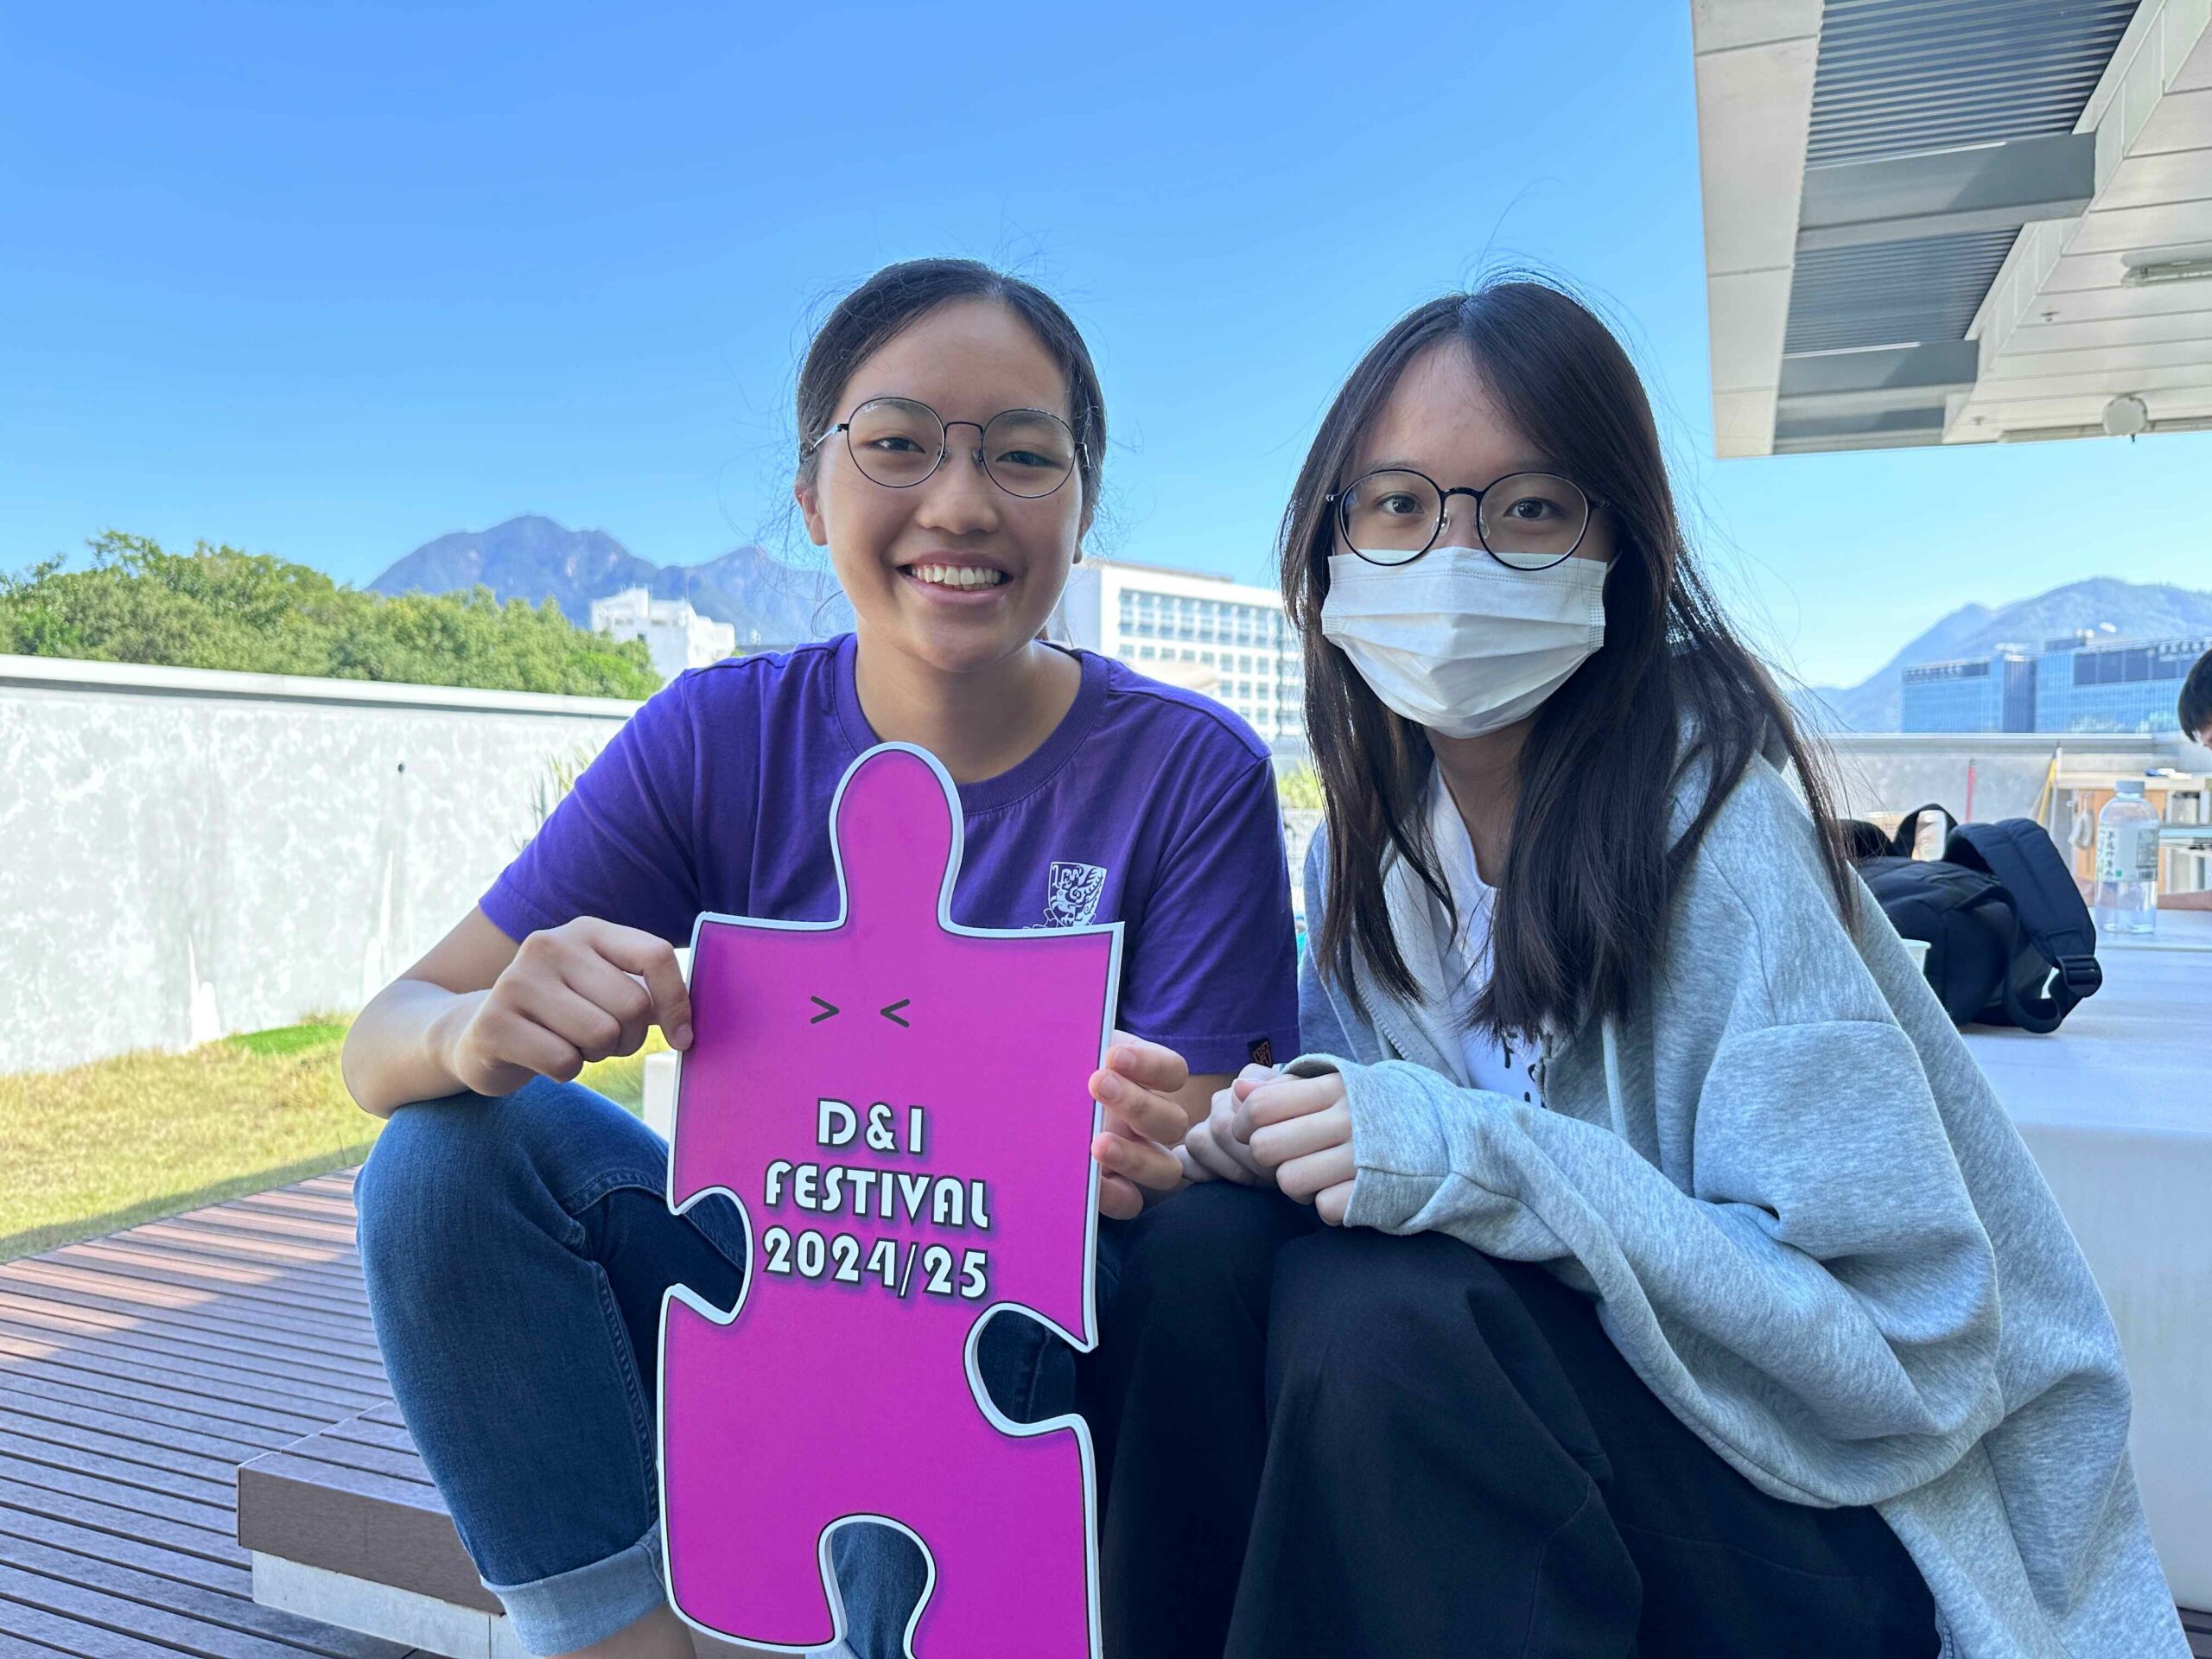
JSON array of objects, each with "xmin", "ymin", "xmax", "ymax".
[
  {"xmin": 1796, "ymin": 133, "xmax": 2096, "ymax": 252},
  {"xmin": 1776, "ymin": 339, "xmax": 1982, "ymax": 422},
  {"xmin": 1785, "ymin": 0, "xmax": 2133, "ymax": 378},
  {"xmin": 1784, "ymin": 229, "xmax": 2024, "ymax": 354},
  {"xmin": 1692, "ymin": 0, "xmax": 2212, "ymax": 456},
  {"xmin": 1807, "ymin": 0, "xmax": 2142, "ymax": 164}
]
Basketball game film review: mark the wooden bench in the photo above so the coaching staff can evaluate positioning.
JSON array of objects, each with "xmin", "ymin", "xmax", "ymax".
[{"xmin": 238, "ymin": 1402, "xmax": 788, "ymax": 1658}]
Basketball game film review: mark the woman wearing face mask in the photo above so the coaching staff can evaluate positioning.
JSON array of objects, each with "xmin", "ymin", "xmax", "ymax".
[
  {"xmin": 1086, "ymin": 281, "xmax": 2183, "ymax": 1658},
  {"xmin": 341, "ymin": 258, "xmax": 1300, "ymax": 1659}
]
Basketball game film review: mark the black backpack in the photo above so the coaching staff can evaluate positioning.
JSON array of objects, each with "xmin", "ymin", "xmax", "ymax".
[{"xmin": 1851, "ymin": 804, "xmax": 2103, "ymax": 1034}]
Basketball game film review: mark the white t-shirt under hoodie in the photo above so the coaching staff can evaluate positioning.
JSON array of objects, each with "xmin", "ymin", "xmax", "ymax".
[{"xmin": 1426, "ymin": 770, "xmax": 1543, "ymax": 1107}]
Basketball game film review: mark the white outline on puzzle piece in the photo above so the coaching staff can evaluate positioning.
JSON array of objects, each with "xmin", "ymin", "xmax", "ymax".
[{"xmin": 656, "ymin": 741, "xmax": 1118, "ymax": 1659}]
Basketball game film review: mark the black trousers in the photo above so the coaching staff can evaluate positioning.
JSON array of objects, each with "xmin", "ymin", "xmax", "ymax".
[{"xmin": 1075, "ymin": 1184, "xmax": 1938, "ymax": 1659}]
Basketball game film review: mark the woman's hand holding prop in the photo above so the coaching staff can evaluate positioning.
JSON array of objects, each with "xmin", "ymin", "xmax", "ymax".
[
  {"xmin": 445, "ymin": 918, "xmax": 693, "ymax": 1098},
  {"xmin": 1089, "ymin": 1033, "xmax": 1192, "ymax": 1220}
]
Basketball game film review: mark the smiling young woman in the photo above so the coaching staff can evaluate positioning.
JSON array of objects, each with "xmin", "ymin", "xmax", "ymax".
[
  {"xmin": 794, "ymin": 284, "xmax": 1094, "ymax": 772},
  {"xmin": 338, "ymin": 258, "xmax": 1301, "ymax": 1659}
]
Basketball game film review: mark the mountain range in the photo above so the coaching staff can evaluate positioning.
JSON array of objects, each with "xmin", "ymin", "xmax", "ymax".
[
  {"xmin": 369, "ymin": 514, "xmax": 851, "ymax": 649},
  {"xmin": 369, "ymin": 518, "xmax": 2209, "ymax": 728},
  {"xmin": 1798, "ymin": 577, "xmax": 2212, "ymax": 730}
]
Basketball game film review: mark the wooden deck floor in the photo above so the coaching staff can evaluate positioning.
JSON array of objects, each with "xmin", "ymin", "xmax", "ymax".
[
  {"xmin": 0, "ymin": 1170, "xmax": 411, "ymax": 1658},
  {"xmin": 1, "ymin": 1170, "xmax": 2208, "ymax": 1659}
]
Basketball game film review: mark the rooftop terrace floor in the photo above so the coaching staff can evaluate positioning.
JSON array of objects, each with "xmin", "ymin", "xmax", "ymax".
[
  {"xmin": 0, "ymin": 1171, "xmax": 410, "ymax": 1658},
  {"xmin": 1, "ymin": 1172, "xmax": 2207, "ymax": 1658}
]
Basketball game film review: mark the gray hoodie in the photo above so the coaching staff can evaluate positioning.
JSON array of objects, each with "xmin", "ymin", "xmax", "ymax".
[{"xmin": 1294, "ymin": 753, "xmax": 2185, "ymax": 1658}]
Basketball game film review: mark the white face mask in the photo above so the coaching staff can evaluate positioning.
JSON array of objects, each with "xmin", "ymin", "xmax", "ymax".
[{"xmin": 1319, "ymin": 548, "xmax": 1607, "ymax": 739}]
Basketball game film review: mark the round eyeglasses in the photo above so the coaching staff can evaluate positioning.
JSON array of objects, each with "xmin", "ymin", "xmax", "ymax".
[
  {"xmin": 810, "ymin": 396, "xmax": 1080, "ymax": 500},
  {"xmin": 1330, "ymin": 467, "xmax": 1599, "ymax": 570}
]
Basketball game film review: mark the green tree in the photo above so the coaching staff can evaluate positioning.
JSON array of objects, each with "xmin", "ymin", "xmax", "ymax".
[
  {"xmin": 1, "ymin": 532, "xmax": 662, "ymax": 698},
  {"xmin": 1275, "ymin": 765, "xmax": 1325, "ymax": 811}
]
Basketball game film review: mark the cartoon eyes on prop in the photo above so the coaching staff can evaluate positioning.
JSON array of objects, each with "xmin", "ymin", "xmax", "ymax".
[{"xmin": 809, "ymin": 996, "xmax": 912, "ymax": 1027}]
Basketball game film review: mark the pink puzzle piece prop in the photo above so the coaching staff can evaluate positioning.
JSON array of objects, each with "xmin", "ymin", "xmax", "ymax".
[{"xmin": 659, "ymin": 742, "xmax": 1118, "ymax": 1657}]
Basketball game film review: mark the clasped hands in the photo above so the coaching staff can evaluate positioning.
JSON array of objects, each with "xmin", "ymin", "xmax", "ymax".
[
  {"xmin": 1089, "ymin": 1048, "xmax": 1352, "ymax": 1224},
  {"xmin": 1180, "ymin": 1065, "xmax": 1355, "ymax": 1225}
]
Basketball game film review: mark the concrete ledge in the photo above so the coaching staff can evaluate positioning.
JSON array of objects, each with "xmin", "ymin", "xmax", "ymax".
[
  {"xmin": 0, "ymin": 651, "xmax": 645, "ymax": 719},
  {"xmin": 1823, "ymin": 731, "xmax": 2173, "ymax": 758},
  {"xmin": 238, "ymin": 1436, "xmax": 504, "ymax": 1614},
  {"xmin": 242, "ymin": 1408, "xmax": 837, "ymax": 1658},
  {"xmin": 256, "ymin": 1554, "xmax": 499, "ymax": 1659},
  {"xmin": 254, "ymin": 1554, "xmax": 816, "ymax": 1659}
]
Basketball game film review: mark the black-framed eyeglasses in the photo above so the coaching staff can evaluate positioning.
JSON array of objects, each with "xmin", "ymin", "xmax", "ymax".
[
  {"xmin": 809, "ymin": 396, "xmax": 1080, "ymax": 500},
  {"xmin": 1327, "ymin": 467, "xmax": 1600, "ymax": 569}
]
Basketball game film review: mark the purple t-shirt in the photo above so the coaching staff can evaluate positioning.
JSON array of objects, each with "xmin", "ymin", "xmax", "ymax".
[{"xmin": 483, "ymin": 633, "xmax": 1298, "ymax": 1077}]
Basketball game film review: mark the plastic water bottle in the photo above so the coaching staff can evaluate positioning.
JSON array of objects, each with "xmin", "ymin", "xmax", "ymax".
[{"xmin": 2094, "ymin": 779, "xmax": 2160, "ymax": 935}]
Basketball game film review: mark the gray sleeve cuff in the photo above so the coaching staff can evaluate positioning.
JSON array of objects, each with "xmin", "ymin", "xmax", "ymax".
[{"xmin": 1287, "ymin": 1053, "xmax": 1456, "ymax": 1233}]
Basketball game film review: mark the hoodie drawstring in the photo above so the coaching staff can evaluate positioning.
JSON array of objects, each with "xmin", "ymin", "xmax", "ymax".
[{"xmin": 1601, "ymin": 1015, "xmax": 1629, "ymax": 1141}]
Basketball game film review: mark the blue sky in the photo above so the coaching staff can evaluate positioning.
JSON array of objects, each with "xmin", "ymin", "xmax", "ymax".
[{"xmin": 4, "ymin": 1, "xmax": 2206, "ymax": 688}]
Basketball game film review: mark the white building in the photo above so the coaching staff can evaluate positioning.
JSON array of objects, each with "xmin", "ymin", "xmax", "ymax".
[
  {"xmin": 1058, "ymin": 560, "xmax": 1304, "ymax": 753},
  {"xmin": 588, "ymin": 588, "xmax": 738, "ymax": 683}
]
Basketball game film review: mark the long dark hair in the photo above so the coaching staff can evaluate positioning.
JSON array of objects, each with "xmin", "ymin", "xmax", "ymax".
[
  {"xmin": 796, "ymin": 257, "xmax": 1107, "ymax": 519},
  {"xmin": 2183, "ymin": 647, "xmax": 2212, "ymax": 740},
  {"xmin": 1284, "ymin": 280, "xmax": 1852, "ymax": 1039}
]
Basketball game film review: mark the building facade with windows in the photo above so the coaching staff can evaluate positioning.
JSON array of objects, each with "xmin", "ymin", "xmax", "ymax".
[
  {"xmin": 1058, "ymin": 560, "xmax": 1305, "ymax": 752},
  {"xmin": 1899, "ymin": 634, "xmax": 2209, "ymax": 734},
  {"xmin": 1901, "ymin": 651, "xmax": 2037, "ymax": 733},
  {"xmin": 588, "ymin": 587, "xmax": 739, "ymax": 684},
  {"xmin": 2037, "ymin": 634, "xmax": 2211, "ymax": 734}
]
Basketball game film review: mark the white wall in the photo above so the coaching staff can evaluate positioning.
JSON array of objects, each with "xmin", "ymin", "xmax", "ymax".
[
  {"xmin": 6, "ymin": 655, "xmax": 2199, "ymax": 1078},
  {"xmin": 0, "ymin": 656, "xmax": 638, "ymax": 1075},
  {"xmin": 1819, "ymin": 731, "xmax": 2183, "ymax": 852}
]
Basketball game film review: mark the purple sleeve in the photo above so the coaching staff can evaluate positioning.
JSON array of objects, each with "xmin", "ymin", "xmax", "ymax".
[
  {"xmin": 480, "ymin": 681, "xmax": 706, "ymax": 945},
  {"xmin": 1116, "ymin": 755, "xmax": 1300, "ymax": 1077}
]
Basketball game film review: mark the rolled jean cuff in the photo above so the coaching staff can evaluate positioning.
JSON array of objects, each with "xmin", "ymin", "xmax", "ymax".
[{"xmin": 487, "ymin": 1520, "xmax": 668, "ymax": 1656}]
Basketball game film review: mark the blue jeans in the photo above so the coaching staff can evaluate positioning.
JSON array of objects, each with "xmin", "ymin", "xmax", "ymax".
[{"xmin": 356, "ymin": 1079, "xmax": 1101, "ymax": 1657}]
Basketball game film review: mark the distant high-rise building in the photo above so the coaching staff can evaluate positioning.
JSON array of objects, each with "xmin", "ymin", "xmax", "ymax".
[
  {"xmin": 589, "ymin": 588, "xmax": 738, "ymax": 683},
  {"xmin": 1058, "ymin": 561, "xmax": 1304, "ymax": 753},
  {"xmin": 1900, "ymin": 649, "xmax": 2037, "ymax": 732},
  {"xmin": 1900, "ymin": 633, "xmax": 2209, "ymax": 734},
  {"xmin": 2036, "ymin": 633, "xmax": 2211, "ymax": 734}
]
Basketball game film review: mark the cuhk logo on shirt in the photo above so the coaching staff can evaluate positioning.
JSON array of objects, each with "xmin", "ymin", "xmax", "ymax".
[{"xmin": 1044, "ymin": 861, "xmax": 1109, "ymax": 927}]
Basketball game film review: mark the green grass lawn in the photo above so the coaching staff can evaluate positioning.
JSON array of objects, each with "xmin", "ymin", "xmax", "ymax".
[{"xmin": 0, "ymin": 1017, "xmax": 664, "ymax": 1262}]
